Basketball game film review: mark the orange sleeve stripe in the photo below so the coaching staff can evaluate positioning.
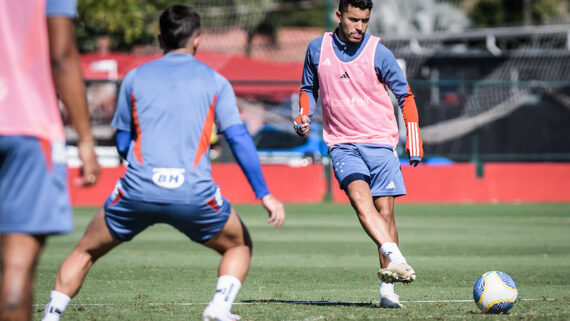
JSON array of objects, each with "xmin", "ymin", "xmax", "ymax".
[
  {"xmin": 402, "ymin": 85, "xmax": 419, "ymax": 123},
  {"xmin": 131, "ymin": 93, "xmax": 143, "ymax": 165},
  {"xmin": 193, "ymin": 95, "xmax": 217, "ymax": 168},
  {"xmin": 299, "ymin": 91, "xmax": 311, "ymax": 116}
]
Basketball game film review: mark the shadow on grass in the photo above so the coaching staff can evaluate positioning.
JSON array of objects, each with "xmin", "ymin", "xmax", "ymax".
[{"xmin": 241, "ymin": 299, "xmax": 377, "ymax": 308}]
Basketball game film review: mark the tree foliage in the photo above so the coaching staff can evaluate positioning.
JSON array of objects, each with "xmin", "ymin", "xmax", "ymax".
[
  {"xmin": 470, "ymin": 0, "xmax": 565, "ymax": 27},
  {"xmin": 75, "ymin": 0, "xmax": 179, "ymax": 51},
  {"xmin": 74, "ymin": 0, "xmax": 281, "ymax": 52}
]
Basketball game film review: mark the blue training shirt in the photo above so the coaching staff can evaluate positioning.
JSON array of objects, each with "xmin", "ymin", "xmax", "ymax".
[
  {"xmin": 46, "ymin": 0, "xmax": 76, "ymax": 17},
  {"xmin": 112, "ymin": 52, "xmax": 267, "ymax": 203}
]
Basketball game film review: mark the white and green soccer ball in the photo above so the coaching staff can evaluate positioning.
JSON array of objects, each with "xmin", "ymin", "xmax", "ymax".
[{"xmin": 473, "ymin": 271, "xmax": 518, "ymax": 314}]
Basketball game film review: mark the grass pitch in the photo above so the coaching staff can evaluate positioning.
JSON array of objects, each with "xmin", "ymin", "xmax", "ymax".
[{"xmin": 34, "ymin": 203, "xmax": 569, "ymax": 320}]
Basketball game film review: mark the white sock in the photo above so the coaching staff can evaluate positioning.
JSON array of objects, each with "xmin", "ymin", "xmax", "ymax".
[
  {"xmin": 42, "ymin": 290, "xmax": 71, "ymax": 321},
  {"xmin": 380, "ymin": 242, "xmax": 407, "ymax": 264},
  {"xmin": 210, "ymin": 275, "xmax": 242, "ymax": 312},
  {"xmin": 380, "ymin": 282, "xmax": 395, "ymax": 298}
]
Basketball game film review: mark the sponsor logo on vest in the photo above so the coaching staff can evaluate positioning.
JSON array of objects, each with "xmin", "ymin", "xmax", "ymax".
[
  {"xmin": 328, "ymin": 95, "xmax": 373, "ymax": 108},
  {"xmin": 322, "ymin": 58, "xmax": 331, "ymax": 66},
  {"xmin": 152, "ymin": 168, "xmax": 185, "ymax": 189},
  {"xmin": 340, "ymin": 72, "xmax": 350, "ymax": 79}
]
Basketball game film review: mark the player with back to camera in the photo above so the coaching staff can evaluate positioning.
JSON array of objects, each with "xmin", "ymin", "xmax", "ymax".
[
  {"xmin": 41, "ymin": 5, "xmax": 285, "ymax": 321},
  {"xmin": 294, "ymin": 0, "xmax": 423, "ymax": 309},
  {"xmin": 0, "ymin": 0, "xmax": 101, "ymax": 320}
]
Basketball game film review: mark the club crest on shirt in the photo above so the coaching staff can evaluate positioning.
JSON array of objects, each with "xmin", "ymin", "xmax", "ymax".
[{"xmin": 152, "ymin": 168, "xmax": 185, "ymax": 189}]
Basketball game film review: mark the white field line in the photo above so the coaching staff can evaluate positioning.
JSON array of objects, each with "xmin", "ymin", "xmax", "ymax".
[{"xmin": 32, "ymin": 298, "xmax": 556, "ymax": 307}]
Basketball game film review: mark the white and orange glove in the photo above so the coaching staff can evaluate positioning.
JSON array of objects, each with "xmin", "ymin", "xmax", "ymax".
[
  {"xmin": 402, "ymin": 86, "xmax": 423, "ymax": 167},
  {"xmin": 293, "ymin": 91, "xmax": 311, "ymax": 137}
]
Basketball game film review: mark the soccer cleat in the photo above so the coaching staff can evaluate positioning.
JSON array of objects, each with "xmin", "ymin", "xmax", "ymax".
[
  {"xmin": 202, "ymin": 304, "xmax": 241, "ymax": 321},
  {"xmin": 377, "ymin": 262, "xmax": 416, "ymax": 283},
  {"xmin": 380, "ymin": 292, "xmax": 403, "ymax": 309}
]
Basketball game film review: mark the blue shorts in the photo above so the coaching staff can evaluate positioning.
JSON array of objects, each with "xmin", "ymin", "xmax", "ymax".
[
  {"xmin": 103, "ymin": 181, "xmax": 232, "ymax": 243},
  {"xmin": 0, "ymin": 136, "xmax": 73, "ymax": 234},
  {"xmin": 328, "ymin": 143, "xmax": 406, "ymax": 197}
]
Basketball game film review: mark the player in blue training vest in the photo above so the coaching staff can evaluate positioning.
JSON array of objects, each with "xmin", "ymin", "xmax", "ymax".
[{"xmin": 41, "ymin": 6, "xmax": 285, "ymax": 321}]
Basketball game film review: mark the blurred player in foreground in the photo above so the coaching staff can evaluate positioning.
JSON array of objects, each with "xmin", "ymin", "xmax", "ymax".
[
  {"xmin": 294, "ymin": 0, "xmax": 423, "ymax": 309},
  {"xmin": 0, "ymin": 0, "xmax": 100, "ymax": 320},
  {"xmin": 41, "ymin": 5, "xmax": 285, "ymax": 321}
]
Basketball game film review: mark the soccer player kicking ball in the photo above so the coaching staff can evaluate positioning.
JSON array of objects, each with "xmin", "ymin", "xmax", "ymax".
[
  {"xmin": 41, "ymin": 5, "xmax": 285, "ymax": 321},
  {"xmin": 294, "ymin": 0, "xmax": 423, "ymax": 309}
]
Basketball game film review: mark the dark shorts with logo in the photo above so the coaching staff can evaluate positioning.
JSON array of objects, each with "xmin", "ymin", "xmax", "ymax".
[
  {"xmin": 103, "ymin": 180, "xmax": 231, "ymax": 243},
  {"xmin": 328, "ymin": 143, "xmax": 406, "ymax": 197}
]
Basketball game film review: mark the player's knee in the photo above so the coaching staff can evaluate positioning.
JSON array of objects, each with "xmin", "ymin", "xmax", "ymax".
[
  {"xmin": 348, "ymin": 191, "xmax": 369, "ymax": 209},
  {"xmin": 238, "ymin": 217, "xmax": 253, "ymax": 252},
  {"xmin": 243, "ymin": 232, "xmax": 253, "ymax": 253},
  {"xmin": 229, "ymin": 227, "xmax": 252, "ymax": 253},
  {"xmin": 378, "ymin": 208, "xmax": 395, "ymax": 221},
  {"xmin": 1, "ymin": 260, "xmax": 35, "ymax": 280},
  {"xmin": 71, "ymin": 246, "xmax": 100, "ymax": 266}
]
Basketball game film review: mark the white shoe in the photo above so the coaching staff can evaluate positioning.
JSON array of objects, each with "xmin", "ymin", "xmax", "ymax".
[
  {"xmin": 380, "ymin": 292, "xmax": 402, "ymax": 309},
  {"xmin": 377, "ymin": 262, "xmax": 416, "ymax": 283},
  {"xmin": 202, "ymin": 304, "xmax": 241, "ymax": 321}
]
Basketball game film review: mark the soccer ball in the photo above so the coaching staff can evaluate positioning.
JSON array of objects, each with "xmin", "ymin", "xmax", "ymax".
[{"xmin": 473, "ymin": 271, "xmax": 518, "ymax": 314}]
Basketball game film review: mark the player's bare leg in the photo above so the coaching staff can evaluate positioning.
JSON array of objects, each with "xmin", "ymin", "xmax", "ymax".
[
  {"xmin": 204, "ymin": 208, "xmax": 252, "ymax": 281},
  {"xmin": 374, "ymin": 196, "xmax": 404, "ymax": 308},
  {"xmin": 43, "ymin": 208, "xmax": 121, "ymax": 321},
  {"xmin": 373, "ymin": 196, "xmax": 415, "ymax": 284},
  {"xmin": 0, "ymin": 234, "xmax": 45, "ymax": 321},
  {"xmin": 374, "ymin": 196, "xmax": 399, "ymax": 270},
  {"xmin": 54, "ymin": 208, "xmax": 120, "ymax": 297},
  {"xmin": 202, "ymin": 208, "xmax": 251, "ymax": 321},
  {"xmin": 346, "ymin": 180, "xmax": 395, "ymax": 246},
  {"xmin": 345, "ymin": 180, "xmax": 415, "ymax": 284}
]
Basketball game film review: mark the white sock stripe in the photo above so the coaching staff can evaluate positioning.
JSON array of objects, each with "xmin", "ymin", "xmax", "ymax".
[
  {"xmin": 211, "ymin": 275, "xmax": 242, "ymax": 311},
  {"xmin": 42, "ymin": 291, "xmax": 71, "ymax": 321}
]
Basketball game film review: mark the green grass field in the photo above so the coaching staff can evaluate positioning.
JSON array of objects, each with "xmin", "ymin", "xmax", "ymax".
[{"xmin": 34, "ymin": 203, "xmax": 570, "ymax": 320}]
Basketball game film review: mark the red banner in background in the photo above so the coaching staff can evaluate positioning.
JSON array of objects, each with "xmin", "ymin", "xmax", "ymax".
[
  {"xmin": 69, "ymin": 164, "xmax": 327, "ymax": 206},
  {"xmin": 69, "ymin": 163, "xmax": 570, "ymax": 207},
  {"xmin": 80, "ymin": 51, "xmax": 302, "ymax": 102},
  {"xmin": 331, "ymin": 162, "xmax": 570, "ymax": 203}
]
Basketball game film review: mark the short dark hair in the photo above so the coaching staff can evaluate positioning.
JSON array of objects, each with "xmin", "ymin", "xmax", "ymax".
[
  {"xmin": 338, "ymin": 0, "xmax": 373, "ymax": 12},
  {"xmin": 159, "ymin": 5, "xmax": 201, "ymax": 51}
]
